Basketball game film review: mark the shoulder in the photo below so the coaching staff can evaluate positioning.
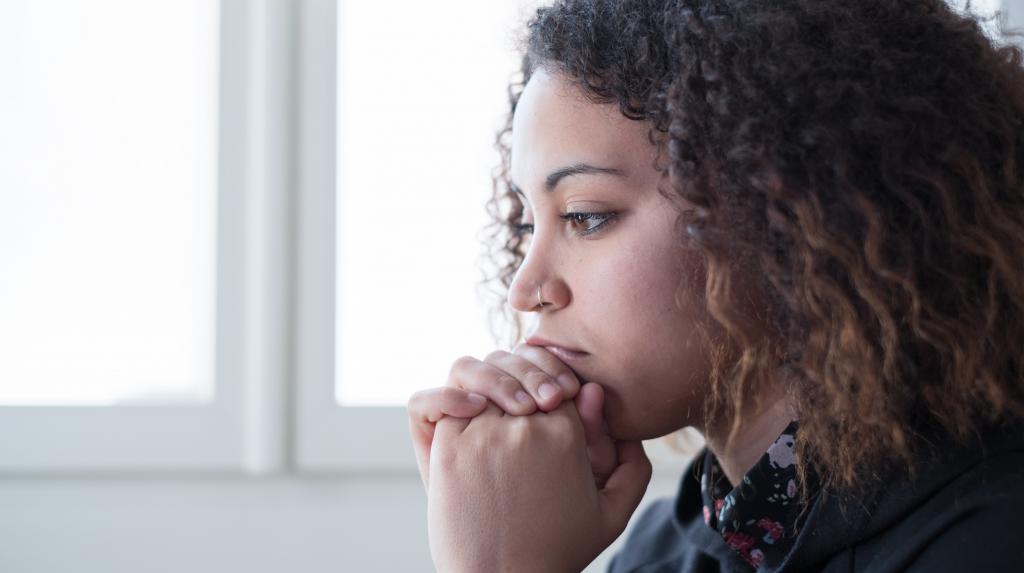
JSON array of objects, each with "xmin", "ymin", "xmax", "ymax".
[
  {"xmin": 903, "ymin": 448, "xmax": 1024, "ymax": 571},
  {"xmin": 858, "ymin": 439, "xmax": 1024, "ymax": 571}
]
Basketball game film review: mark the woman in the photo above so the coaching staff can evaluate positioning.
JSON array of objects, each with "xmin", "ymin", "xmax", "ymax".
[{"xmin": 408, "ymin": 0, "xmax": 1024, "ymax": 571}]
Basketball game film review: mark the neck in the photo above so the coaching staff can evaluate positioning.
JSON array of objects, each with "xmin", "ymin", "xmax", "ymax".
[{"xmin": 702, "ymin": 393, "xmax": 795, "ymax": 487}]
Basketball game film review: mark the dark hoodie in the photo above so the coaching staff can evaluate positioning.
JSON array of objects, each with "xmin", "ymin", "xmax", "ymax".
[{"xmin": 607, "ymin": 418, "xmax": 1024, "ymax": 572}]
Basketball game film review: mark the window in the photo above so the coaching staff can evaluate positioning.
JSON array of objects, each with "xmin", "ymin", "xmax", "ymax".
[
  {"xmin": 334, "ymin": 0, "xmax": 541, "ymax": 407},
  {"xmin": 0, "ymin": 0, "xmax": 217, "ymax": 407},
  {"xmin": 0, "ymin": 0, "xmax": 284, "ymax": 473},
  {"xmin": 295, "ymin": 0, "xmax": 540, "ymax": 469},
  {"xmin": 2, "ymin": 0, "xmax": 1008, "ymax": 474}
]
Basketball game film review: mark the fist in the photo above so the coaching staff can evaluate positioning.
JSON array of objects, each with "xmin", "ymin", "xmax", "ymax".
[{"xmin": 408, "ymin": 343, "xmax": 618, "ymax": 491}]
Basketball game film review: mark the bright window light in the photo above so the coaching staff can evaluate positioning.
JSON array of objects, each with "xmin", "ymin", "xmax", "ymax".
[
  {"xmin": 335, "ymin": 0, "xmax": 541, "ymax": 406},
  {"xmin": 0, "ymin": 0, "xmax": 219, "ymax": 405}
]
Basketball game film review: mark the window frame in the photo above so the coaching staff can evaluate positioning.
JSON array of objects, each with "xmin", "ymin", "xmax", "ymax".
[
  {"xmin": 0, "ymin": 0, "xmax": 294, "ymax": 474},
  {"xmin": 293, "ymin": 0, "xmax": 414, "ymax": 472}
]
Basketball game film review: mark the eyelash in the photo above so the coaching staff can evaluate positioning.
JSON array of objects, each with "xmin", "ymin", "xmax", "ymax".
[{"xmin": 513, "ymin": 211, "xmax": 618, "ymax": 238}]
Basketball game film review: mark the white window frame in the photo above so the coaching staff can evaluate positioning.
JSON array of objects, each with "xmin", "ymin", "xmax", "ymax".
[
  {"xmin": 0, "ymin": 0, "xmax": 412, "ymax": 475},
  {"xmin": 293, "ymin": 0, "xmax": 413, "ymax": 472},
  {"xmin": 0, "ymin": 0, "xmax": 294, "ymax": 474}
]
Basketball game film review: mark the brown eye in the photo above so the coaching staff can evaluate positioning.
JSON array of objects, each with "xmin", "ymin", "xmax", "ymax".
[{"xmin": 559, "ymin": 211, "xmax": 617, "ymax": 236}]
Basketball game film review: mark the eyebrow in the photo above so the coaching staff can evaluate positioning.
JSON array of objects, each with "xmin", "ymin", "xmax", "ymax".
[{"xmin": 510, "ymin": 162, "xmax": 628, "ymax": 198}]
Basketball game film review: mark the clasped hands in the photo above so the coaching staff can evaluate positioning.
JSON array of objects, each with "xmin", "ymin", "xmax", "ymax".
[{"xmin": 408, "ymin": 343, "xmax": 653, "ymax": 572}]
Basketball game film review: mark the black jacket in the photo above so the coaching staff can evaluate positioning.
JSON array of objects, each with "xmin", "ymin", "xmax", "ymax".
[{"xmin": 608, "ymin": 419, "xmax": 1024, "ymax": 572}]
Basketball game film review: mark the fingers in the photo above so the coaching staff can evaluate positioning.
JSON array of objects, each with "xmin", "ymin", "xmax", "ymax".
[
  {"xmin": 511, "ymin": 343, "xmax": 582, "ymax": 399},
  {"xmin": 599, "ymin": 440, "xmax": 653, "ymax": 540},
  {"xmin": 481, "ymin": 347, "xmax": 572, "ymax": 412},
  {"xmin": 407, "ymin": 386, "xmax": 488, "ymax": 489},
  {"xmin": 418, "ymin": 345, "xmax": 583, "ymax": 490},
  {"xmin": 446, "ymin": 356, "xmax": 539, "ymax": 415},
  {"xmin": 445, "ymin": 346, "xmax": 582, "ymax": 415},
  {"xmin": 575, "ymin": 383, "xmax": 618, "ymax": 489}
]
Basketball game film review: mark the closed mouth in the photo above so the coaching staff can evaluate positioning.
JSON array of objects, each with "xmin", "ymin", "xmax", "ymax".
[{"xmin": 544, "ymin": 345, "xmax": 589, "ymax": 361}]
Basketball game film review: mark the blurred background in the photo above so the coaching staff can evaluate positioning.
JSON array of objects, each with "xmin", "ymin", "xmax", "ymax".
[{"xmin": 0, "ymin": 0, "xmax": 1012, "ymax": 571}]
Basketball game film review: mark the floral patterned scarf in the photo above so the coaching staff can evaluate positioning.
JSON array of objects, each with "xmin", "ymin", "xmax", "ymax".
[{"xmin": 699, "ymin": 420, "xmax": 812, "ymax": 570}]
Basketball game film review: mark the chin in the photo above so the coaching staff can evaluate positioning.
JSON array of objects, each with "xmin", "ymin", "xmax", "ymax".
[
  {"xmin": 603, "ymin": 391, "xmax": 689, "ymax": 442},
  {"xmin": 608, "ymin": 418, "xmax": 686, "ymax": 442}
]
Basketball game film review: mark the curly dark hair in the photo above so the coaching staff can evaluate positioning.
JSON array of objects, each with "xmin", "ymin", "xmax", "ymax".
[{"xmin": 478, "ymin": 0, "xmax": 1024, "ymax": 500}]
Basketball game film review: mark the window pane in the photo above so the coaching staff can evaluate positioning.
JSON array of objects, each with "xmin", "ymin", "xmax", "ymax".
[
  {"xmin": 336, "ymin": 0, "xmax": 540, "ymax": 406},
  {"xmin": 0, "ymin": 0, "xmax": 218, "ymax": 405}
]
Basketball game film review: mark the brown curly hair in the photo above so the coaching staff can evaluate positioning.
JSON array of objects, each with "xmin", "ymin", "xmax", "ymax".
[{"xmin": 477, "ymin": 0, "xmax": 1024, "ymax": 500}]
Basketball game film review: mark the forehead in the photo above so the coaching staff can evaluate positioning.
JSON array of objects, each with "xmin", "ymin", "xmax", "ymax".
[{"xmin": 509, "ymin": 68, "xmax": 656, "ymax": 189}]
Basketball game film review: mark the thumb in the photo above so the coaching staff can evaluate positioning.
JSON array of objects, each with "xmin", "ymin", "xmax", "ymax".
[{"xmin": 598, "ymin": 439, "xmax": 653, "ymax": 541}]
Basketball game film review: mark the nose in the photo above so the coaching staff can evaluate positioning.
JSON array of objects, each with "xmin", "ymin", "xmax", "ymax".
[{"xmin": 507, "ymin": 245, "xmax": 571, "ymax": 313}]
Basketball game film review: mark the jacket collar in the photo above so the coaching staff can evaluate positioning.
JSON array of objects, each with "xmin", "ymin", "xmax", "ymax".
[{"xmin": 671, "ymin": 417, "xmax": 1024, "ymax": 572}]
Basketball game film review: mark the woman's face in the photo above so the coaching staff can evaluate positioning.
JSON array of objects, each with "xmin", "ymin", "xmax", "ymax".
[{"xmin": 509, "ymin": 68, "xmax": 722, "ymax": 440}]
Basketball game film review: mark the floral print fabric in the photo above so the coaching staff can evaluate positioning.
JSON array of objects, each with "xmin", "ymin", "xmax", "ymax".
[{"xmin": 699, "ymin": 420, "xmax": 807, "ymax": 570}]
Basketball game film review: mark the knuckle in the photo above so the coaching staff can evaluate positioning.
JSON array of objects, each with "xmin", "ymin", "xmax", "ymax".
[
  {"xmin": 406, "ymin": 390, "xmax": 425, "ymax": 411},
  {"xmin": 483, "ymin": 349, "xmax": 510, "ymax": 363},
  {"xmin": 447, "ymin": 356, "xmax": 482, "ymax": 387},
  {"xmin": 408, "ymin": 387, "xmax": 444, "ymax": 411},
  {"xmin": 548, "ymin": 412, "xmax": 580, "ymax": 439},
  {"xmin": 493, "ymin": 374, "xmax": 522, "ymax": 392},
  {"xmin": 448, "ymin": 355, "xmax": 477, "ymax": 376},
  {"xmin": 522, "ymin": 369, "xmax": 556, "ymax": 389},
  {"xmin": 504, "ymin": 416, "xmax": 531, "ymax": 444},
  {"xmin": 436, "ymin": 386, "xmax": 462, "ymax": 403},
  {"xmin": 407, "ymin": 388, "xmax": 449, "ymax": 421}
]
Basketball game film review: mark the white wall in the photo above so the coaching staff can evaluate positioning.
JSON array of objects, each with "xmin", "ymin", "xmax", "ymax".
[{"xmin": 0, "ymin": 470, "xmax": 686, "ymax": 573}]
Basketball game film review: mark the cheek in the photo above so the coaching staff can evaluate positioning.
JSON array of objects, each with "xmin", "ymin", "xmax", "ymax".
[
  {"xmin": 585, "ymin": 245, "xmax": 712, "ymax": 439},
  {"xmin": 594, "ymin": 239, "xmax": 694, "ymax": 358}
]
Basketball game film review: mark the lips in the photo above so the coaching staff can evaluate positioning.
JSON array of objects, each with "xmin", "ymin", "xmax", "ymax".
[
  {"xmin": 525, "ymin": 335, "xmax": 589, "ymax": 360},
  {"xmin": 543, "ymin": 345, "xmax": 589, "ymax": 362}
]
